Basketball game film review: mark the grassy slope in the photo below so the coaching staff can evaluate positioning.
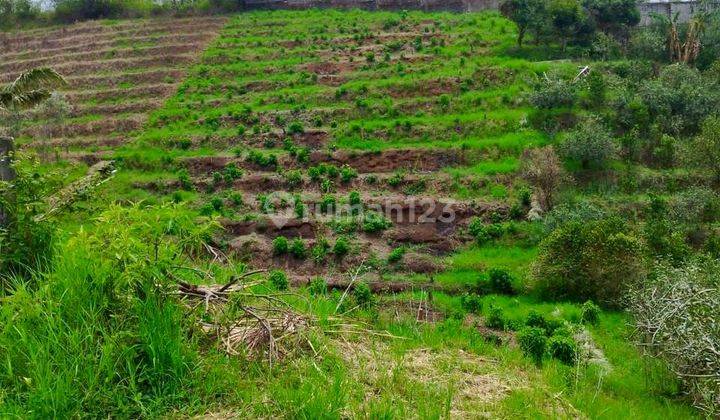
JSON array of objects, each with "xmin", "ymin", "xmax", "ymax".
[{"xmin": 5, "ymin": 9, "xmax": 700, "ymax": 418}]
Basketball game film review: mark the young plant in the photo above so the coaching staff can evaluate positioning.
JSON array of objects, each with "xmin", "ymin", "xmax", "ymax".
[
  {"xmin": 290, "ymin": 238, "xmax": 306, "ymax": 259},
  {"xmin": 269, "ymin": 270, "xmax": 289, "ymax": 290},
  {"xmin": 272, "ymin": 236, "xmax": 289, "ymax": 255}
]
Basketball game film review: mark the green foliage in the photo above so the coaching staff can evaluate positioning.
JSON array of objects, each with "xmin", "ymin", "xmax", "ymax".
[
  {"xmin": 387, "ymin": 246, "xmax": 406, "ymax": 264},
  {"xmin": 485, "ymin": 306, "xmax": 506, "ymax": 330},
  {"xmin": 532, "ymin": 218, "xmax": 646, "ymax": 307},
  {"xmin": 332, "ymin": 236, "xmax": 350, "ymax": 258},
  {"xmin": 0, "ymin": 204, "xmax": 219, "ymax": 417},
  {"xmin": 518, "ymin": 327, "xmax": 547, "ymax": 365},
  {"xmin": 488, "ymin": 267, "xmax": 515, "ymax": 295},
  {"xmin": 547, "ymin": 334, "xmax": 577, "ymax": 365},
  {"xmin": 340, "ymin": 165, "xmax": 358, "ymax": 183},
  {"xmin": 353, "ymin": 281, "xmax": 373, "ymax": 308},
  {"xmin": 362, "ymin": 212, "xmax": 391, "ymax": 233},
  {"xmin": 500, "ymin": 0, "xmax": 547, "ymax": 47},
  {"xmin": 468, "ymin": 218, "xmax": 505, "ymax": 244},
  {"xmin": 247, "ymin": 150, "xmax": 278, "ymax": 169},
  {"xmin": 289, "ymin": 238, "xmax": 306, "ymax": 259},
  {"xmin": 529, "ymin": 73, "xmax": 577, "ymax": 109},
  {"xmin": 580, "ymin": 300, "xmax": 601, "ymax": 325},
  {"xmin": 269, "ymin": 269, "xmax": 289, "ymax": 290},
  {"xmin": 460, "ymin": 293, "xmax": 483, "ymax": 314},
  {"xmin": 687, "ymin": 116, "xmax": 720, "ymax": 181},
  {"xmin": 560, "ymin": 118, "xmax": 617, "ymax": 169},
  {"xmin": 308, "ymin": 277, "xmax": 328, "ymax": 296},
  {"xmin": 272, "ymin": 235, "xmax": 289, "ymax": 255},
  {"xmin": 287, "ymin": 121, "xmax": 304, "ymax": 135},
  {"xmin": 311, "ymin": 237, "xmax": 329, "ymax": 264},
  {"xmin": 0, "ymin": 157, "xmax": 56, "ymax": 280}
]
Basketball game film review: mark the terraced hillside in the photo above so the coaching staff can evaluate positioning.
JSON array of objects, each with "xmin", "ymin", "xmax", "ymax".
[
  {"xmin": 122, "ymin": 10, "xmax": 556, "ymax": 291},
  {"xmin": 0, "ymin": 16, "xmax": 226, "ymax": 156}
]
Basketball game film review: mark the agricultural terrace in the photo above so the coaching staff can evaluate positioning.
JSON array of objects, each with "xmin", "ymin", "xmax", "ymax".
[{"xmin": 1, "ymin": 7, "xmax": 717, "ymax": 419}]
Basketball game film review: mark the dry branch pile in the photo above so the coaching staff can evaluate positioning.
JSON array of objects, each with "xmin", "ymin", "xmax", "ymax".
[{"xmin": 629, "ymin": 260, "xmax": 720, "ymax": 415}]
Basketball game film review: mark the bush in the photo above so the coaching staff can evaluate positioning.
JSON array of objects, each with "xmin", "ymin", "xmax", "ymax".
[
  {"xmin": 269, "ymin": 270, "xmax": 289, "ymax": 290},
  {"xmin": 519, "ymin": 146, "xmax": 564, "ymax": 211},
  {"xmin": 529, "ymin": 73, "xmax": 577, "ymax": 109},
  {"xmin": 547, "ymin": 335, "xmax": 577, "ymax": 365},
  {"xmin": 580, "ymin": 300, "xmax": 601, "ymax": 325},
  {"xmin": 287, "ymin": 121, "xmax": 304, "ymax": 135},
  {"xmin": 460, "ymin": 293, "xmax": 483, "ymax": 314},
  {"xmin": 0, "ymin": 158, "xmax": 55, "ymax": 279},
  {"xmin": 353, "ymin": 282, "xmax": 373, "ymax": 308},
  {"xmin": 525, "ymin": 310, "xmax": 547, "ymax": 330},
  {"xmin": 333, "ymin": 236, "xmax": 350, "ymax": 258},
  {"xmin": 308, "ymin": 277, "xmax": 328, "ymax": 296},
  {"xmin": 362, "ymin": 212, "xmax": 391, "ymax": 233},
  {"xmin": 320, "ymin": 194, "xmax": 336, "ymax": 214},
  {"xmin": 518, "ymin": 327, "xmax": 547, "ymax": 366},
  {"xmin": 485, "ymin": 306, "xmax": 506, "ymax": 330},
  {"xmin": 289, "ymin": 238, "xmax": 306, "ymax": 259},
  {"xmin": 488, "ymin": 268, "xmax": 515, "ymax": 295},
  {"xmin": 272, "ymin": 236, "xmax": 289, "ymax": 255},
  {"xmin": 311, "ymin": 238, "xmax": 329, "ymax": 264},
  {"xmin": 532, "ymin": 218, "xmax": 646, "ymax": 307},
  {"xmin": 387, "ymin": 246, "xmax": 406, "ymax": 264},
  {"xmin": 340, "ymin": 166, "xmax": 358, "ymax": 183},
  {"xmin": 559, "ymin": 118, "xmax": 617, "ymax": 169}
]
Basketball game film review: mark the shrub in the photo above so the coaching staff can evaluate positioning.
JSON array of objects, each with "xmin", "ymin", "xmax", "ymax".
[
  {"xmin": 269, "ymin": 270, "xmax": 289, "ymax": 290},
  {"xmin": 308, "ymin": 277, "xmax": 328, "ymax": 296},
  {"xmin": 525, "ymin": 310, "xmax": 547, "ymax": 330},
  {"xmin": 519, "ymin": 146, "xmax": 564, "ymax": 211},
  {"xmin": 529, "ymin": 72, "xmax": 577, "ymax": 109},
  {"xmin": 488, "ymin": 268, "xmax": 515, "ymax": 295},
  {"xmin": 320, "ymin": 194, "xmax": 336, "ymax": 214},
  {"xmin": 340, "ymin": 165, "xmax": 358, "ymax": 183},
  {"xmin": 518, "ymin": 327, "xmax": 547, "ymax": 366},
  {"xmin": 468, "ymin": 218, "xmax": 505, "ymax": 244},
  {"xmin": 353, "ymin": 282, "xmax": 373, "ymax": 308},
  {"xmin": 559, "ymin": 118, "xmax": 617, "ymax": 169},
  {"xmin": 532, "ymin": 218, "xmax": 646, "ymax": 307},
  {"xmin": 312, "ymin": 238, "xmax": 329, "ymax": 264},
  {"xmin": 580, "ymin": 300, "xmax": 601, "ymax": 325},
  {"xmin": 272, "ymin": 236, "xmax": 289, "ymax": 255},
  {"xmin": 362, "ymin": 212, "xmax": 391, "ymax": 233},
  {"xmin": 178, "ymin": 169, "xmax": 193, "ymax": 191},
  {"xmin": 333, "ymin": 236, "xmax": 350, "ymax": 258},
  {"xmin": 485, "ymin": 306, "xmax": 506, "ymax": 330},
  {"xmin": 460, "ymin": 293, "xmax": 483, "ymax": 314},
  {"xmin": 387, "ymin": 246, "xmax": 406, "ymax": 264},
  {"xmin": 287, "ymin": 121, "xmax": 304, "ymax": 135},
  {"xmin": 229, "ymin": 192, "xmax": 244, "ymax": 206},
  {"xmin": 294, "ymin": 197, "xmax": 306, "ymax": 219},
  {"xmin": 289, "ymin": 238, "xmax": 306, "ymax": 259},
  {"xmin": 284, "ymin": 170, "xmax": 303, "ymax": 189},
  {"xmin": 547, "ymin": 335, "xmax": 577, "ymax": 365}
]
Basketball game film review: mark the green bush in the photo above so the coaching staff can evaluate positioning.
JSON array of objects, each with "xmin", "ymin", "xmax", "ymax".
[
  {"xmin": 362, "ymin": 212, "xmax": 391, "ymax": 233},
  {"xmin": 547, "ymin": 335, "xmax": 577, "ymax": 365},
  {"xmin": 488, "ymin": 268, "xmax": 515, "ymax": 295},
  {"xmin": 353, "ymin": 282, "xmax": 374, "ymax": 308},
  {"xmin": 340, "ymin": 166, "xmax": 358, "ymax": 183},
  {"xmin": 560, "ymin": 118, "xmax": 617, "ymax": 169},
  {"xmin": 289, "ymin": 238, "xmax": 306, "ymax": 259},
  {"xmin": 272, "ymin": 236, "xmax": 289, "ymax": 255},
  {"xmin": 485, "ymin": 306, "xmax": 506, "ymax": 330},
  {"xmin": 320, "ymin": 195, "xmax": 336, "ymax": 214},
  {"xmin": 460, "ymin": 293, "xmax": 483, "ymax": 314},
  {"xmin": 269, "ymin": 270, "xmax": 289, "ymax": 290},
  {"xmin": 333, "ymin": 236, "xmax": 351, "ymax": 258},
  {"xmin": 532, "ymin": 218, "xmax": 646, "ymax": 307},
  {"xmin": 287, "ymin": 121, "xmax": 304, "ymax": 135},
  {"xmin": 580, "ymin": 300, "xmax": 601, "ymax": 325},
  {"xmin": 518, "ymin": 327, "xmax": 547, "ymax": 366},
  {"xmin": 312, "ymin": 238, "xmax": 329, "ymax": 264},
  {"xmin": 525, "ymin": 310, "xmax": 547, "ymax": 330},
  {"xmin": 387, "ymin": 246, "xmax": 406, "ymax": 264}
]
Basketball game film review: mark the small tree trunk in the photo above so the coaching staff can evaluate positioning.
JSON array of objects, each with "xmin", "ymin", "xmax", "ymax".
[
  {"xmin": 0, "ymin": 136, "xmax": 16, "ymax": 228},
  {"xmin": 0, "ymin": 136, "xmax": 15, "ymax": 182}
]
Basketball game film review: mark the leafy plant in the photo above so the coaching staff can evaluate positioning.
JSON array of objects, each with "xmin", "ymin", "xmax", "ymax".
[
  {"xmin": 269, "ymin": 269, "xmax": 289, "ymax": 290},
  {"xmin": 272, "ymin": 236, "xmax": 289, "ymax": 255},
  {"xmin": 518, "ymin": 326, "xmax": 547, "ymax": 366}
]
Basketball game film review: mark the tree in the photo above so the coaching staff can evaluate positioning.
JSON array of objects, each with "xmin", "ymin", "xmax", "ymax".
[
  {"xmin": 532, "ymin": 217, "xmax": 646, "ymax": 307},
  {"xmin": 687, "ymin": 116, "xmax": 720, "ymax": 182},
  {"xmin": 560, "ymin": 117, "xmax": 617, "ymax": 169},
  {"xmin": 500, "ymin": 0, "xmax": 548, "ymax": 47},
  {"xmin": 519, "ymin": 146, "xmax": 565, "ymax": 211},
  {"xmin": 583, "ymin": 0, "xmax": 640, "ymax": 39},
  {"xmin": 549, "ymin": 0, "xmax": 586, "ymax": 51}
]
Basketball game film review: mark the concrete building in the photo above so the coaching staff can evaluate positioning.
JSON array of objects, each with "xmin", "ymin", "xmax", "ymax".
[{"xmin": 639, "ymin": 0, "xmax": 720, "ymax": 24}]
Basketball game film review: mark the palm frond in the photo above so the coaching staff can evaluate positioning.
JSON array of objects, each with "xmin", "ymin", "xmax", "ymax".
[
  {"xmin": 8, "ymin": 68, "xmax": 67, "ymax": 95},
  {"xmin": 4, "ymin": 90, "xmax": 53, "ymax": 111}
]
